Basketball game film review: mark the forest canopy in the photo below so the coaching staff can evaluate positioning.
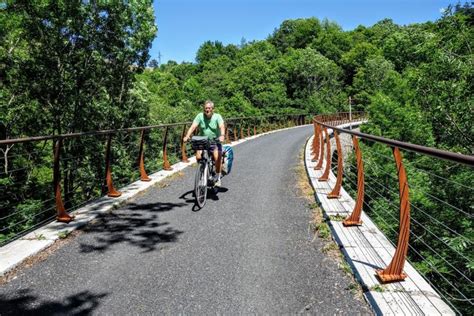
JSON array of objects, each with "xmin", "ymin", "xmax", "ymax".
[{"xmin": 1, "ymin": 1, "xmax": 472, "ymax": 157}]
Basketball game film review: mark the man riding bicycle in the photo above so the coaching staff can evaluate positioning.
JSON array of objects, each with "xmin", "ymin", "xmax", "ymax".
[{"xmin": 183, "ymin": 100, "xmax": 225, "ymax": 187}]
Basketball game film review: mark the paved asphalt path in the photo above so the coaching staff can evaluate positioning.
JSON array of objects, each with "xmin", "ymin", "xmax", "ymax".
[{"xmin": 0, "ymin": 126, "xmax": 371, "ymax": 314}]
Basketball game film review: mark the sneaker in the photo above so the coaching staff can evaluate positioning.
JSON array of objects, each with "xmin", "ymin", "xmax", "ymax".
[{"xmin": 215, "ymin": 178, "xmax": 222, "ymax": 187}]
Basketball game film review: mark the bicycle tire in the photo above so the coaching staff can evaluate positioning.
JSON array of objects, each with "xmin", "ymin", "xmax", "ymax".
[{"xmin": 194, "ymin": 162, "xmax": 208, "ymax": 208}]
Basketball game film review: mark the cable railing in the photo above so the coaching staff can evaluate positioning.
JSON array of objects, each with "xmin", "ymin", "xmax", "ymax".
[
  {"xmin": 311, "ymin": 113, "xmax": 473, "ymax": 314},
  {"xmin": 0, "ymin": 113, "xmax": 308, "ymax": 246}
]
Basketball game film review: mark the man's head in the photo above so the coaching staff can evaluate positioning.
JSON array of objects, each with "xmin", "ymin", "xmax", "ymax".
[{"xmin": 203, "ymin": 100, "xmax": 214, "ymax": 118}]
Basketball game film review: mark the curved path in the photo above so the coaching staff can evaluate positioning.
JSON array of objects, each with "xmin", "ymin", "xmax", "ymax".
[{"xmin": 0, "ymin": 126, "xmax": 371, "ymax": 314}]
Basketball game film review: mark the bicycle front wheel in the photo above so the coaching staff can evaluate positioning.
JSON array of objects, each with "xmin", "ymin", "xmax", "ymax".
[{"xmin": 194, "ymin": 162, "xmax": 208, "ymax": 208}]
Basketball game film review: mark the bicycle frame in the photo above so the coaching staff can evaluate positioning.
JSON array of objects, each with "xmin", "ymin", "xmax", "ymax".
[{"xmin": 193, "ymin": 139, "xmax": 220, "ymax": 208}]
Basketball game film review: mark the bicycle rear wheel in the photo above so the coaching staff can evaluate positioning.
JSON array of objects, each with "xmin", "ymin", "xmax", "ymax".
[{"xmin": 194, "ymin": 162, "xmax": 208, "ymax": 208}]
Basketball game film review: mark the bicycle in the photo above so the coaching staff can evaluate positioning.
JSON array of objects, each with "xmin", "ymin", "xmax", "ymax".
[{"xmin": 191, "ymin": 136, "xmax": 222, "ymax": 208}]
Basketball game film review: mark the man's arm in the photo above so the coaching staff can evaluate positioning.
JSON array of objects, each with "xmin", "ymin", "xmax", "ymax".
[
  {"xmin": 218, "ymin": 122, "xmax": 225, "ymax": 142},
  {"xmin": 183, "ymin": 122, "xmax": 198, "ymax": 142}
]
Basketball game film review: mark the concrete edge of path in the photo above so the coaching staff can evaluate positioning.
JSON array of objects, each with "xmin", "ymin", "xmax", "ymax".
[
  {"xmin": 0, "ymin": 124, "xmax": 308, "ymax": 277},
  {"xmin": 304, "ymin": 122, "xmax": 455, "ymax": 316}
]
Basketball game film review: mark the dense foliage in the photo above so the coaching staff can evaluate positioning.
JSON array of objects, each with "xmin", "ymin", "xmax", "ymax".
[
  {"xmin": 1, "ymin": 1, "xmax": 473, "ymax": 313},
  {"xmin": 0, "ymin": 0, "xmax": 157, "ymax": 244}
]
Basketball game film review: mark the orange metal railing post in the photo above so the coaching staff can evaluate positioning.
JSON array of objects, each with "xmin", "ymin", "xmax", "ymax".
[
  {"xmin": 319, "ymin": 127, "xmax": 331, "ymax": 181},
  {"xmin": 311, "ymin": 122, "xmax": 317, "ymax": 159},
  {"xmin": 247, "ymin": 125, "xmax": 250, "ymax": 138},
  {"xmin": 225, "ymin": 125, "xmax": 230, "ymax": 143},
  {"xmin": 180, "ymin": 125, "xmax": 189, "ymax": 163},
  {"xmin": 138, "ymin": 130, "xmax": 151, "ymax": 181},
  {"xmin": 254, "ymin": 125, "xmax": 257, "ymax": 136},
  {"xmin": 105, "ymin": 134, "xmax": 122, "ymax": 197},
  {"xmin": 240, "ymin": 121, "xmax": 244, "ymax": 139},
  {"xmin": 376, "ymin": 147, "xmax": 410, "ymax": 283},
  {"xmin": 234, "ymin": 125, "xmax": 239, "ymax": 141},
  {"xmin": 162, "ymin": 126, "xmax": 173, "ymax": 171},
  {"xmin": 311, "ymin": 123, "xmax": 320, "ymax": 162},
  {"xmin": 54, "ymin": 139, "xmax": 74, "ymax": 222},
  {"xmin": 314, "ymin": 126, "xmax": 325, "ymax": 170},
  {"xmin": 343, "ymin": 136, "xmax": 364, "ymax": 226},
  {"xmin": 328, "ymin": 131, "xmax": 343, "ymax": 198}
]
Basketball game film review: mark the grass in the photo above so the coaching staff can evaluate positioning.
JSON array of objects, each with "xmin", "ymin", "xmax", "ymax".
[
  {"xmin": 167, "ymin": 170, "xmax": 185, "ymax": 180},
  {"xmin": 309, "ymin": 206, "xmax": 332, "ymax": 241},
  {"xmin": 329, "ymin": 214, "xmax": 347, "ymax": 222},
  {"xmin": 35, "ymin": 234, "xmax": 46, "ymax": 240},
  {"xmin": 371, "ymin": 284, "xmax": 385, "ymax": 293},
  {"xmin": 296, "ymin": 146, "xmax": 316, "ymax": 199},
  {"xmin": 322, "ymin": 242, "xmax": 339, "ymax": 254},
  {"xmin": 23, "ymin": 233, "xmax": 46, "ymax": 241},
  {"xmin": 317, "ymin": 221, "xmax": 331, "ymax": 240},
  {"xmin": 308, "ymin": 202, "xmax": 318, "ymax": 209},
  {"xmin": 297, "ymin": 140, "xmax": 366, "ymax": 302},
  {"xmin": 158, "ymin": 182, "xmax": 170, "ymax": 188},
  {"xmin": 339, "ymin": 261, "xmax": 352, "ymax": 275},
  {"xmin": 57, "ymin": 230, "xmax": 71, "ymax": 239},
  {"xmin": 347, "ymin": 282, "xmax": 360, "ymax": 295}
]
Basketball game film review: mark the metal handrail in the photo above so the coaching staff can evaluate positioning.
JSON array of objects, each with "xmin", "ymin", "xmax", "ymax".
[
  {"xmin": 315, "ymin": 119, "xmax": 474, "ymax": 166},
  {"xmin": 310, "ymin": 112, "xmax": 472, "ymax": 313},
  {"xmin": 0, "ymin": 112, "xmax": 310, "ymax": 246},
  {"xmin": 0, "ymin": 113, "xmax": 304, "ymax": 145}
]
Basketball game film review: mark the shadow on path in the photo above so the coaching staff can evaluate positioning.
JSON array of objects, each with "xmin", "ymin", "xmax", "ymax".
[
  {"xmin": 0, "ymin": 289, "xmax": 107, "ymax": 315},
  {"xmin": 78, "ymin": 201, "xmax": 185, "ymax": 254},
  {"xmin": 179, "ymin": 190, "xmax": 195, "ymax": 204},
  {"xmin": 182, "ymin": 187, "xmax": 230, "ymax": 212},
  {"xmin": 208, "ymin": 187, "xmax": 228, "ymax": 201}
]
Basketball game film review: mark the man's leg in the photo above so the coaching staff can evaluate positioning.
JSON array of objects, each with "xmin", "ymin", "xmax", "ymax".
[
  {"xmin": 212, "ymin": 148, "xmax": 223, "ymax": 186},
  {"xmin": 213, "ymin": 149, "xmax": 222, "ymax": 174},
  {"xmin": 196, "ymin": 150, "xmax": 202, "ymax": 161}
]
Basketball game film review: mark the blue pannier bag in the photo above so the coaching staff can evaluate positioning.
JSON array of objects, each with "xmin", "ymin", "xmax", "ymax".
[{"xmin": 222, "ymin": 145, "xmax": 234, "ymax": 175}]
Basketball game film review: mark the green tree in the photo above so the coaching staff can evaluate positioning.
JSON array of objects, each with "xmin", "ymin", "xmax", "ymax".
[
  {"xmin": 310, "ymin": 19, "xmax": 351, "ymax": 65},
  {"xmin": 341, "ymin": 42, "xmax": 382, "ymax": 85},
  {"xmin": 382, "ymin": 25, "xmax": 437, "ymax": 72},
  {"xmin": 351, "ymin": 55, "xmax": 401, "ymax": 106},
  {"xmin": 279, "ymin": 48, "xmax": 344, "ymax": 112},
  {"xmin": 0, "ymin": 0, "xmax": 157, "ymax": 136},
  {"xmin": 269, "ymin": 18, "xmax": 322, "ymax": 52},
  {"xmin": 0, "ymin": 0, "xmax": 157, "ymax": 245},
  {"xmin": 196, "ymin": 40, "xmax": 238, "ymax": 64}
]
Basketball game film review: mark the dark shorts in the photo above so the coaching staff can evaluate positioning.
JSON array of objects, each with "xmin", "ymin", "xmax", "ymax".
[{"xmin": 209, "ymin": 142, "xmax": 223, "ymax": 154}]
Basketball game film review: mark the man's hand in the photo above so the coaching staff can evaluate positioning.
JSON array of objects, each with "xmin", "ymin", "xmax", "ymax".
[
  {"xmin": 218, "ymin": 135, "xmax": 225, "ymax": 143},
  {"xmin": 183, "ymin": 136, "xmax": 190, "ymax": 143}
]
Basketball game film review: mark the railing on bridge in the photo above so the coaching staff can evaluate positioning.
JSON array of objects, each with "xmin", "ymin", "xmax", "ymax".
[
  {"xmin": 0, "ymin": 113, "xmax": 307, "ymax": 246},
  {"xmin": 2, "ymin": 111, "xmax": 471, "ymax": 312},
  {"xmin": 311, "ymin": 113, "xmax": 473, "ymax": 314}
]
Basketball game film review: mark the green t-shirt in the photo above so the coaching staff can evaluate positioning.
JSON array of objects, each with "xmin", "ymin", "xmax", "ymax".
[{"xmin": 193, "ymin": 113, "xmax": 224, "ymax": 139}]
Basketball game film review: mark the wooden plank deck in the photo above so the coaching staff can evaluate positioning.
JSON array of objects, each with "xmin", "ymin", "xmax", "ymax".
[{"xmin": 304, "ymin": 123, "xmax": 455, "ymax": 315}]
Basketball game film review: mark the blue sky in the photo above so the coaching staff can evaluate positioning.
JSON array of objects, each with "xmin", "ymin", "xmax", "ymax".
[{"xmin": 151, "ymin": 0, "xmax": 454, "ymax": 64}]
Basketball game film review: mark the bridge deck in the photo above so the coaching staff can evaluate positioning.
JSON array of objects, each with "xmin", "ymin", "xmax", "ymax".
[
  {"xmin": 0, "ymin": 126, "xmax": 371, "ymax": 314},
  {"xmin": 305, "ymin": 125, "xmax": 454, "ymax": 315}
]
